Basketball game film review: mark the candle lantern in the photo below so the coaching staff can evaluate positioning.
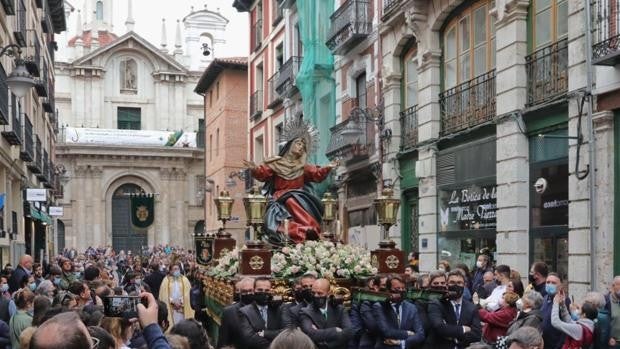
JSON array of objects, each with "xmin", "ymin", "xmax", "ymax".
[
  {"xmin": 371, "ymin": 183, "xmax": 405, "ymax": 274},
  {"xmin": 214, "ymin": 190, "xmax": 234, "ymax": 228},
  {"xmin": 321, "ymin": 192, "xmax": 338, "ymax": 242},
  {"xmin": 211, "ymin": 190, "xmax": 236, "ymax": 262},
  {"xmin": 240, "ymin": 186, "xmax": 271, "ymax": 275}
]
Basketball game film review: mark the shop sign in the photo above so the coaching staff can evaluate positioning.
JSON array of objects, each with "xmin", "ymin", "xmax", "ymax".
[
  {"xmin": 49, "ymin": 207, "xmax": 64, "ymax": 216},
  {"xmin": 26, "ymin": 189, "xmax": 47, "ymax": 202},
  {"xmin": 439, "ymin": 184, "xmax": 497, "ymax": 231}
]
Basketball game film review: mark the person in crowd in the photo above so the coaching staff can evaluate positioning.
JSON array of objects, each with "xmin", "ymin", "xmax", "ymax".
[
  {"xmin": 68, "ymin": 281, "xmax": 93, "ymax": 307},
  {"xmin": 31, "ymin": 296, "xmax": 51, "ymax": 327},
  {"xmin": 479, "ymin": 265, "xmax": 511, "ymax": 311},
  {"xmin": 166, "ymin": 334, "xmax": 191, "ymax": 349},
  {"xmin": 527, "ymin": 262, "xmax": 549, "ymax": 297},
  {"xmin": 472, "ymin": 254, "xmax": 493, "ymax": 295},
  {"xmin": 428, "ymin": 270, "xmax": 481, "ymax": 349},
  {"xmin": 428, "ymin": 270, "xmax": 447, "ymax": 291},
  {"xmin": 35, "ymin": 280, "xmax": 56, "ymax": 303},
  {"xmin": 101, "ymin": 314, "xmax": 136, "ymax": 349},
  {"xmin": 88, "ymin": 326, "xmax": 117, "ymax": 349},
  {"xmin": 300, "ymin": 278, "xmax": 354, "ymax": 348},
  {"xmin": 0, "ymin": 277, "xmax": 10, "ymax": 324},
  {"xmin": 269, "ymin": 328, "xmax": 316, "ymax": 349},
  {"xmin": 551, "ymin": 291, "xmax": 597, "ymax": 349},
  {"xmin": 608, "ymin": 275, "xmax": 620, "ymax": 348},
  {"xmin": 416, "ymin": 273, "xmax": 430, "ymax": 289},
  {"xmin": 282, "ymin": 273, "xmax": 316, "ymax": 328},
  {"xmin": 169, "ymin": 318, "xmax": 211, "ymax": 349},
  {"xmin": 478, "ymin": 291, "xmax": 519, "ymax": 344},
  {"xmin": 159, "ymin": 263, "xmax": 194, "ymax": 326},
  {"xmin": 438, "ymin": 260, "xmax": 451, "ymax": 273},
  {"xmin": 58, "ymin": 257, "xmax": 77, "ymax": 290},
  {"xmin": 584, "ymin": 291, "xmax": 610, "ymax": 349},
  {"xmin": 540, "ymin": 273, "xmax": 571, "ymax": 349},
  {"xmin": 84, "ymin": 265, "xmax": 101, "ymax": 283},
  {"xmin": 238, "ymin": 277, "xmax": 284, "ymax": 349},
  {"xmin": 505, "ymin": 326, "xmax": 544, "ymax": 349},
  {"xmin": 145, "ymin": 261, "xmax": 167, "ymax": 300},
  {"xmin": 374, "ymin": 274, "xmax": 425, "ymax": 348},
  {"xmin": 9, "ymin": 289, "xmax": 34, "ymax": 348},
  {"xmin": 0, "ymin": 316, "xmax": 8, "ymax": 349},
  {"xmin": 506, "ymin": 291, "xmax": 544, "ymax": 335},
  {"xmin": 350, "ymin": 276, "xmax": 381, "ymax": 349},
  {"xmin": 507, "ymin": 279, "xmax": 524, "ymax": 298},
  {"xmin": 8, "ymin": 255, "xmax": 32, "ymax": 293},
  {"xmin": 29, "ymin": 311, "xmax": 93, "ymax": 349},
  {"xmin": 33, "ymin": 263, "xmax": 44, "ymax": 286},
  {"xmin": 476, "ymin": 271, "xmax": 496, "ymax": 299},
  {"xmin": 217, "ymin": 277, "xmax": 254, "ymax": 348}
]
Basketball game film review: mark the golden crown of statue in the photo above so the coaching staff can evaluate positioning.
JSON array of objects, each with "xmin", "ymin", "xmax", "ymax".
[{"xmin": 279, "ymin": 118, "xmax": 320, "ymax": 155}]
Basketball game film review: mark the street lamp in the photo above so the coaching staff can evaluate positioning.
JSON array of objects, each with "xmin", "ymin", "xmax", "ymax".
[
  {"xmin": 240, "ymin": 185, "xmax": 271, "ymax": 275},
  {"xmin": 0, "ymin": 45, "xmax": 36, "ymax": 98},
  {"xmin": 211, "ymin": 190, "xmax": 236, "ymax": 262},
  {"xmin": 321, "ymin": 192, "xmax": 337, "ymax": 241},
  {"xmin": 371, "ymin": 180, "xmax": 405, "ymax": 274}
]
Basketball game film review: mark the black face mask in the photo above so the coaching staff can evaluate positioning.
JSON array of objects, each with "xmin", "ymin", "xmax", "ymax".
[
  {"xmin": 330, "ymin": 295, "xmax": 344, "ymax": 307},
  {"xmin": 233, "ymin": 293, "xmax": 240, "ymax": 303},
  {"xmin": 270, "ymin": 296, "xmax": 284, "ymax": 308},
  {"xmin": 313, "ymin": 296, "xmax": 328, "ymax": 310},
  {"xmin": 254, "ymin": 292, "xmax": 271, "ymax": 306},
  {"xmin": 240, "ymin": 293, "xmax": 254, "ymax": 305},
  {"xmin": 302, "ymin": 288, "xmax": 313, "ymax": 304},
  {"xmin": 389, "ymin": 292, "xmax": 404, "ymax": 305},
  {"xmin": 294, "ymin": 289, "xmax": 305, "ymax": 303},
  {"xmin": 528, "ymin": 274, "xmax": 536, "ymax": 284},
  {"xmin": 495, "ymin": 279, "xmax": 502, "ymax": 286},
  {"xmin": 447, "ymin": 285, "xmax": 464, "ymax": 300}
]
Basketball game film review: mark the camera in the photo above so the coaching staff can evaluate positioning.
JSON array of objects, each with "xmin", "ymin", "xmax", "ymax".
[
  {"xmin": 534, "ymin": 177, "xmax": 548, "ymax": 194},
  {"xmin": 103, "ymin": 296, "xmax": 145, "ymax": 319},
  {"xmin": 202, "ymin": 43, "xmax": 211, "ymax": 56}
]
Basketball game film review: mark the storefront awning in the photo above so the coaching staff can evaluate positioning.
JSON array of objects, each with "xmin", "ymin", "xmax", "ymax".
[{"xmin": 29, "ymin": 205, "xmax": 52, "ymax": 225}]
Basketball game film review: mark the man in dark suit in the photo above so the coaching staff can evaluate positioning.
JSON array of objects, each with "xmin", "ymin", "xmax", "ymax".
[
  {"xmin": 428, "ymin": 270, "xmax": 481, "ymax": 349},
  {"xmin": 282, "ymin": 273, "xmax": 316, "ymax": 328},
  {"xmin": 216, "ymin": 277, "xmax": 254, "ymax": 348},
  {"xmin": 238, "ymin": 277, "xmax": 284, "ymax": 349},
  {"xmin": 350, "ymin": 276, "xmax": 386, "ymax": 349},
  {"xmin": 8, "ymin": 255, "xmax": 32, "ymax": 293},
  {"xmin": 374, "ymin": 275, "xmax": 426, "ymax": 349},
  {"xmin": 300, "ymin": 278, "xmax": 354, "ymax": 349},
  {"xmin": 144, "ymin": 261, "xmax": 166, "ymax": 300}
]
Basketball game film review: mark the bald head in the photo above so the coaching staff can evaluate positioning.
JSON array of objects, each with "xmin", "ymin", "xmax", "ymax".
[
  {"xmin": 30, "ymin": 312, "xmax": 92, "ymax": 349},
  {"xmin": 238, "ymin": 277, "xmax": 255, "ymax": 293},
  {"xmin": 20, "ymin": 255, "xmax": 33, "ymax": 271},
  {"xmin": 312, "ymin": 278, "xmax": 331, "ymax": 297}
]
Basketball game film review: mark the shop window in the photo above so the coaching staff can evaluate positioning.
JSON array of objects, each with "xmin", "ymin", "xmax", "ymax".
[
  {"xmin": 117, "ymin": 107, "xmax": 141, "ymax": 130},
  {"xmin": 532, "ymin": 0, "xmax": 568, "ymax": 50},
  {"xmin": 443, "ymin": 0, "xmax": 496, "ymax": 89}
]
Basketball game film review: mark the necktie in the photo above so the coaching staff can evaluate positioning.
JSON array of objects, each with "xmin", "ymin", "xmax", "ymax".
[
  {"xmin": 260, "ymin": 307, "xmax": 267, "ymax": 323},
  {"xmin": 454, "ymin": 303, "xmax": 461, "ymax": 324},
  {"xmin": 393, "ymin": 305, "xmax": 401, "ymax": 327}
]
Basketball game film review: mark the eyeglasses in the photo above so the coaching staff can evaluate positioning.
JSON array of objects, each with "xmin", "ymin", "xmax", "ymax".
[{"xmin": 91, "ymin": 337, "xmax": 100, "ymax": 349}]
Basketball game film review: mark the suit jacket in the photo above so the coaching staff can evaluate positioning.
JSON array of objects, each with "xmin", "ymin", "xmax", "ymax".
[
  {"xmin": 216, "ymin": 302, "xmax": 243, "ymax": 348},
  {"xmin": 8, "ymin": 266, "xmax": 28, "ymax": 294},
  {"xmin": 282, "ymin": 301, "xmax": 307, "ymax": 328},
  {"xmin": 144, "ymin": 270, "xmax": 165, "ymax": 300},
  {"xmin": 349, "ymin": 301, "xmax": 379, "ymax": 349},
  {"xmin": 300, "ymin": 304, "xmax": 354, "ymax": 349},
  {"xmin": 374, "ymin": 301, "xmax": 425, "ymax": 349},
  {"xmin": 428, "ymin": 298, "xmax": 481, "ymax": 349},
  {"xmin": 238, "ymin": 303, "xmax": 284, "ymax": 349}
]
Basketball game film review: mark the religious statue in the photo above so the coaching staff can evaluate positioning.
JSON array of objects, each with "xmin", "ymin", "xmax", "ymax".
[
  {"xmin": 243, "ymin": 119, "xmax": 338, "ymax": 245},
  {"xmin": 121, "ymin": 59, "xmax": 137, "ymax": 91}
]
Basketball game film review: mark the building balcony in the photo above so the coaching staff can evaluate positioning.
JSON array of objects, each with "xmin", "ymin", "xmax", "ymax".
[
  {"xmin": 277, "ymin": 0, "xmax": 296, "ymax": 10},
  {"xmin": 382, "ymin": 0, "xmax": 404, "ymax": 19},
  {"xmin": 14, "ymin": 0, "xmax": 26, "ymax": 47},
  {"xmin": 19, "ymin": 115, "xmax": 33, "ymax": 162},
  {"xmin": 44, "ymin": 162, "xmax": 54, "ymax": 188},
  {"xmin": 400, "ymin": 105, "xmax": 417, "ymax": 152},
  {"xmin": 1, "ymin": 0, "xmax": 15, "ymax": 15},
  {"xmin": 267, "ymin": 71, "xmax": 282, "ymax": 109},
  {"xmin": 27, "ymin": 137, "xmax": 42, "ymax": 174},
  {"xmin": 0, "ymin": 67, "xmax": 8, "ymax": 125},
  {"xmin": 38, "ymin": 151, "xmax": 49, "ymax": 183},
  {"xmin": 326, "ymin": 0, "xmax": 372, "ymax": 55},
  {"xmin": 275, "ymin": 56, "xmax": 302, "ymax": 98},
  {"xmin": 53, "ymin": 175, "xmax": 63, "ymax": 199},
  {"xmin": 439, "ymin": 70, "xmax": 496, "ymax": 136},
  {"xmin": 253, "ymin": 19, "xmax": 263, "ymax": 51},
  {"xmin": 41, "ymin": 0, "xmax": 53, "ymax": 34},
  {"xmin": 593, "ymin": 1, "xmax": 620, "ymax": 65},
  {"xmin": 43, "ymin": 82, "xmax": 54, "ymax": 113},
  {"xmin": 250, "ymin": 89, "xmax": 263, "ymax": 119},
  {"xmin": 326, "ymin": 107, "xmax": 377, "ymax": 163},
  {"xmin": 2, "ymin": 99, "xmax": 21, "ymax": 146},
  {"xmin": 526, "ymin": 39, "xmax": 568, "ymax": 107}
]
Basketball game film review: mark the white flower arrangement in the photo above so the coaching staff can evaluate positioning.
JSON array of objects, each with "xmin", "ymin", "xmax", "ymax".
[{"xmin": 207, "ymin": 247, "xmax": 240, "ymax": 278}]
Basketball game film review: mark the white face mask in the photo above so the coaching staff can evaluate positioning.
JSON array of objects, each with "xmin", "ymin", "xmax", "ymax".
[
  {"xmin": 516, "ymin": 298, "xmax": 523, "ymax": 311},
  {"xmin": 476, "ymin": 261, "xmax": 484, "ymax": 269}
]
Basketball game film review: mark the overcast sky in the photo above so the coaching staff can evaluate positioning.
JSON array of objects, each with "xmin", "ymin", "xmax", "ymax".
[{"xmin": 62, "ymin": 0, "xmax": 249, "ymax": 58}]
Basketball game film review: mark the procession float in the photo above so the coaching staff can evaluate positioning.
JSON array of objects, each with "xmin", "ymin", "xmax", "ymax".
[{"xmin": 196, "ymin": 119, "xmax": 442, "ymax": 340}]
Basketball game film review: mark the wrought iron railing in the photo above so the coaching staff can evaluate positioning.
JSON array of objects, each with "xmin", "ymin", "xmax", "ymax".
[
  {"xmin": 383, "ymin": 0, "xmax": 403, "ymax": 17},
  {"xmin": 276, "ymin": 56, "xmax": 302, "ymax": 97},
  {"xmin": 2, "ymin": 94, "xmax": 22, "ymax": 145},
  {"xmin": 28, "ymin": 136, "xmax": 42, "ymax": 173},
  {"xmin": 326, "ymin": 0, "xmax": 372, "ymax": 54},
  {"xmin": 250, "ymin": 89, "xmax": 263, "ymax": 118},
  {"xmin": 253, "ymin": 19, "xmax": 263, "ymax": 50},
  {"xmin": 14, "ymin": 0, "xmax": 26, "ymax": 47},
  {"xmin": 526, "ymin": 39, "xmax": 568, "ymax": 107},
  {"xmin": 400, "ymin": 105, "xmax": 417, "ymax": 151},
  {"xmin": 0, "ymin": 65, "xmax": 8, "ymax": 125},
  {"xmin": 593, "ymin": 0, "xmax": 620, "ymax": 64},
  {"xmin": 267, "ymin": 71, "xmax": 282, "ymax": 108},
  {"xmin": 42, "ymin": 150, "xmax": 49, "ymax": 183},
  {"xmin": 20, "ymin": 115, "xmax": 33, "ymax": 162},
  {"xmin": 41, "ymin": 0, "xmax": 53, "ymax": 33},
  {"xmin": 439, "ymin": 70, "xmax": 496, "ymax": 136},
  {"xmin": 326, "ymin": 107, "xmax": 377, "ymax": 162}
]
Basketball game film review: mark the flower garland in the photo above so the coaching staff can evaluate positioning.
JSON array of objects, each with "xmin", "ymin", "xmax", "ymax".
[{"xmin": 207, "ymin": 247, "xmax": 240, "ymax": 279}]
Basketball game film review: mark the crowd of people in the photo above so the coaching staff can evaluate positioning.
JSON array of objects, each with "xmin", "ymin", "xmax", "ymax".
[{"xmin": 0, "ymin": 246, "xmax": 617, "ymax": 349}]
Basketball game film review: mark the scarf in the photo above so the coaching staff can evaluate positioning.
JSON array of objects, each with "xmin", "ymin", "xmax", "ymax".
[{"xmin": 264, "ymin": 146, "xmax": 306, "ymax": 180}]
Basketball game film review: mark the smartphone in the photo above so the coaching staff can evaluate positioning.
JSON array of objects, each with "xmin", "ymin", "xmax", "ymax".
[{"xmin": 103, "ymin": 296, "xmax": 142, "ymax": 319}]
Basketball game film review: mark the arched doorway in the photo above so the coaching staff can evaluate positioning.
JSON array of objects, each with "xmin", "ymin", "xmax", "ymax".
[
  {"xmin": 194, "ymin": 220, "xmax": 205, "ymax": 235},
  {"xmin": 112, "ymin": 183, "xmax": 148, "ymax": 254}
]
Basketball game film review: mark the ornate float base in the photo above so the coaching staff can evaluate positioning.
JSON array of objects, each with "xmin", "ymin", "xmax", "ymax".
[
  {"xmin": 371, "ymin": 240, "xmax": 405, "ymax": 274},
  {"xmin": 239, "ymin": 240, "xmax": 272, "ymax": 275}
]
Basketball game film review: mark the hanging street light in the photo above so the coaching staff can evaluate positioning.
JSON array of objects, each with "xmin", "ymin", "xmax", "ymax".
[{"xmin": 0, "ymin": 45, "xmax": 36, "ymax": 98}]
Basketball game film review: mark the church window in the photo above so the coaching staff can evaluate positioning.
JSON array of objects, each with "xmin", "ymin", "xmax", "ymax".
[
  {"xmin": 120, "ymin": 58, "xmax": 138, "ymax": 94},
  {"xmin": 117, "ymin": 107, "xmax": 141, "ymax": 130},
  {"xmin": 96, "ymin": 1, "xmax": 104, "ymax": 20}
]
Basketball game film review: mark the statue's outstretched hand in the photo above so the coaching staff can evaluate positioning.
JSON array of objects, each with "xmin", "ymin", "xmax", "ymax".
[
  {"xmin": 243, "ymin": 159, "xmax": 257, "ymax": 170},
  {"xmin": 326, "ymin": 160, "xmax": 340, "ymax": 169}
]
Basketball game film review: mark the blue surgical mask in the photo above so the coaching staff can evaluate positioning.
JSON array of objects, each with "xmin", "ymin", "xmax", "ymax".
[
  {"xmin": 172, "ymin": 271, "xmax": 181, "ymax": 278},
  {"xmin": 0, "ymin": 284, "xmax": 8, "ymax": 293},
  {"xmin": 74, "ymin": 272, "xmax": 81, "ymax": 278},
  {"xmin": 53, "ymin": 277, "xmax": 61, "ymax": 286},
  {"xmin": 570, "ymin": 311, "xmax": 580, "ymax": 321},
  {"xmin": 29, "ymin": 282, "xmax": 36, "ymax": 291},
  {"xmin": 545, "ymin": 284, "xmax": 557, "ymax": 296}
]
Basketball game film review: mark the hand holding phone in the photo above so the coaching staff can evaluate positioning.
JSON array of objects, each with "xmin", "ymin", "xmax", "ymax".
[{"xmin": 137, "ymin": 292, "xmax": 158, "ymax": 329}]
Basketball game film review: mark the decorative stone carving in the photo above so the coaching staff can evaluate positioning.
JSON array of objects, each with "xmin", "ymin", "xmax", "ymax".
[
  {"xmin": 491, "ymin": 0, "xmax": 530, "ymax": 24},
  {"xmin": 120, "ymin": 58, "xmax": 138, "ymax": 93}
]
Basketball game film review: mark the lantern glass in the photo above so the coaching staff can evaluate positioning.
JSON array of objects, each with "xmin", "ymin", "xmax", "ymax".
[
  {"xmin": 374, "ymin": 188, "xmax": 400, "ymax": 227},
  {"xmin": 214, "ymin": 190, "xmax": 234, "ymax": 221},
  {"xmin": 243, "ymin": 186, "xmax": 268, "ymax": 226},
  {"xmin": 321, "ymin": 192, "xmax": 337, "ymax": 222}
]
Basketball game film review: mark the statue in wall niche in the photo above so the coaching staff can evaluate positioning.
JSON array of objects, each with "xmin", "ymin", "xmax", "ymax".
[
  {"xmin": 120, "ymin": 58, "xmax": 138, "ymax": 92},
  {"xmin": 243, "ymin": 119, "xmax": 339, "ymax": 246}
]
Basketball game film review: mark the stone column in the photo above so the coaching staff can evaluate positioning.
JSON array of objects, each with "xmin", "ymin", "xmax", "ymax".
[
  {"xmin": 567, "ymin": 0, "xmax": 593, "ymax": 298},
  {"xmin": 160, "ymin": 169, "xmax": 171, "ymax": 245},
  {"xmin": 493, "ymin": 1, "xmax": 530, "ymax": 276},
  {"xmin": 92, "ymin": 167, "xmax": 103, "ymax": 247}
]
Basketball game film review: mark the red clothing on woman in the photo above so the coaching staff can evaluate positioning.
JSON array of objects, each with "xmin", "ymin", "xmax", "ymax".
[{"xmin": 479, "ymin": 306, "xmax": 518, "ymax": 343}]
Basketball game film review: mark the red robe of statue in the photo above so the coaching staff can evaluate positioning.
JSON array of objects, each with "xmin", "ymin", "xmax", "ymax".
[{"xmin": 252, "ymin": 164, "xmax": 332, "ymax": 243}]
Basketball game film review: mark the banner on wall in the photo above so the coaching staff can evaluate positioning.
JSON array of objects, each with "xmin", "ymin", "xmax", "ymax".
[
  {"xmin": 64, "ymin": 127, "xmax": 197, "ymax": 147},
  {"xmin": 130, "ymin": 194, "xmax": 155, "ymax": 229},
  {"xmin": 438, "ymin": 184, "xmax": 497, "ymax": 232}
]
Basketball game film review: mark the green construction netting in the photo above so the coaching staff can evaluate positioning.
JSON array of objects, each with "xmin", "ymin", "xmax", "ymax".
[{"xmin": 296, "ymin": 0, "xmax": 336, "ymax": 167}]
